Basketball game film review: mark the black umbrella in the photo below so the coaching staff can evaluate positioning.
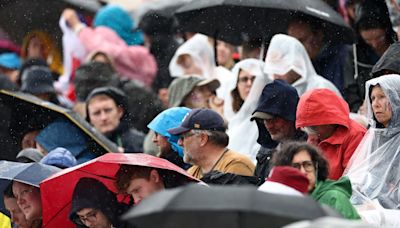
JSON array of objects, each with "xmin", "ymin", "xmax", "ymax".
[
  {"xmin": 175, "ymin": 0, "xmax": 354, "ymax": 45},
  {"xmin": 0, "ymin": 161, "xmax": 61, "ymax": 217},
  {"xmin": 0, "ymin": 90, "xmax": 118, "ymax": 160},
  {"xmin": 123, "ymin": 184, "xmax": 340, "ymax": 228},
  {"xmin": 0, "ymin": 0, "xmax": 98, "ymax": 45}
]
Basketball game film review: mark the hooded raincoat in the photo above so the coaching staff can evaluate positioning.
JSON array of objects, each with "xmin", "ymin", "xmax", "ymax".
[
  {"xmin": 311, "ymin": 177, "xmax": 360, "ymax": 219},
  {"xmin": 264, "ymin": 34, "xmax": 341, "ymax": 97},
  {"xmin": 69, "ymin": 178, "xmax": 129, "ymax": 228},
  {"xmin": 252, "ymin": 80, "xmax": 307, "ymax": 180},
  {"xmin": 86, "ymin": 87, "xmax": 145, "ymax": 153},
  {"xmin": 225, "ymin": 59, "xmax": 271, "ymax": 162},
  {"xmin": 371, "ymin": 42, "xmax": 400, "ymax": 77},
  {"xmin": 76, "ymin": 5, "xmax": 156, "ymax": 87},
  {"xmin": 345, "ymin": 74, "xmax": 400, "ymax": 210},
  {"xmin": 147, "ymin": 107, "xmax": 191, "ymax": 169},
  {"xmin": 169, "ymin": 34, "xmax": 234, "ymax": 99},
  {"xmin": 296, "ymin": 89, "xmax": 366, "ymax": 180}
]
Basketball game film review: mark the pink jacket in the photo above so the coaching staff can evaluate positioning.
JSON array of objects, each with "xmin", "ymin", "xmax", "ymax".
[{"xmin": 79, "ymin": 26, "xmax": 157, "ymax": 87}]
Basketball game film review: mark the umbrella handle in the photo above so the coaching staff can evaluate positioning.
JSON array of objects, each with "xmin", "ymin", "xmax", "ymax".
[
  {"xmin": 214, "ymin": 31, "xmax": 219, "ymax": 66},
  {"xmin": 353, "ymin": 44, "xmax": 358, "ymax": 80}
]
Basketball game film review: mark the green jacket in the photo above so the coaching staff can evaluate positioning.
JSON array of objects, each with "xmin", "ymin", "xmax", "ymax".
[{"xmin": 310, "ymin": 176, "xmax": 360, "ymax": 219}]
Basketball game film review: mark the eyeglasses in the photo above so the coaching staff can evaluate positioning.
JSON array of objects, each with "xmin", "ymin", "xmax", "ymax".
[
  {"xmin": 291, "ymin": 161, "xmax": 315, "ymax": 172},
  {"xmin": 238, "ymin": 76, "xmax": 256, "ymax": 84},
  {"xmin": 74, "ymin": 209, "xmax": 99, "ymax": 225},
  {"xmin": 180, "ymin": 131, "xmax": 196, "ymax": 140}
]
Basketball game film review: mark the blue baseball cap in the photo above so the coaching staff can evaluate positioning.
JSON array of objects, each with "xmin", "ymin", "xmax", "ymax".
[{"xmin": 168, "ymin": 108, "xmax": 225, "ymax": 135}]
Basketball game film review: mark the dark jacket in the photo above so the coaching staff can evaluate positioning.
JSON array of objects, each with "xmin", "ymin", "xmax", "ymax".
[
  {"xmin": 371, "ymin": 42, "xmax": 400, "ymax": 77},
  {"xmin": 314, "ymin": 43, "xmax": 351, "ymax": 93},
  {"xmin": 254, "ymin": 131, "xmax": 307, "ymax": 181},
  {"xmin": 86, "ymin": 87, "xmax": 145, "ymax": 152},
  {"xmin": 251, "ymin": 80, "xmax": 305, "ymax": 180},
  {"xmin": 70, "ymin": 178, "xmax": 130, "ymax": 228},
  {"xmin": 105, "ymin": 121, "xmax": 145, "ymax": 153},
  {"xmin": 344, "ymin": 0, "xmax": 397, "ymax": 112},
  {"xmin": 139, "ymin": 10, "xmax": 180, "ymax": 92}
]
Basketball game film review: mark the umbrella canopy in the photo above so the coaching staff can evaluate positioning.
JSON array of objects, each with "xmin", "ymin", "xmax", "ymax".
[
  {"xmin": 40, "ymin": 153, "xmax": 200, "ymax": 227},
  {"xmin": 175, "ymin": 0, "xmax": 354, "ymax": 45},
  {"xmin": 0, "ymin": 0, "xmax": 98, "ymax": 44},
  {"xmin": 123, "ymin": 184, "xmax": 340, "ymax": 228},
  {"xmin": 0, "ymin": 90, "xmax": 118, "ymax": 161},
  {"xmin": 0, "ymin": 161, "xmax": 61, "ymax": 216}
]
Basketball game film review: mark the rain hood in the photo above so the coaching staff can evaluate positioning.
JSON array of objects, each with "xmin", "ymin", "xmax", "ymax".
[
  {"xmin": 344, "ymin": 74, "xmax": 400, "ymax": 209},
  {"xmin": 264, "ymin": 34, "xmax": 340, "ymax": 96},
  {"xmin": 147, "ymin": 107, "xmax": 191, "ymax": 157}
]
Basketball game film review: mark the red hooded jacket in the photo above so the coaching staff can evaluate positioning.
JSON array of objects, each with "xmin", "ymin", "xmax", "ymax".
[{"xmin": 296, "ymin": 89, "xmax": 366, "ymax": 180}]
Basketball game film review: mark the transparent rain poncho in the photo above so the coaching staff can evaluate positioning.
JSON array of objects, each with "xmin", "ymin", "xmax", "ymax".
[
  {"xmin": 225, "ymin": 59, "xmax": 271, "ymax": 162},
  {"xmin": 169, "ymin": 34, "xmax": 234, "ymax": 99},
  {"xmin": 264, "ymin": 34, "xmax": 340, "ymax": 97},
  {"xmin": 344, "ymin": 74, "xmax": 400, "ymax": 226},
  {"xmin": 169, "ymin": 34, "xmax": 215, "ymax": 79}
]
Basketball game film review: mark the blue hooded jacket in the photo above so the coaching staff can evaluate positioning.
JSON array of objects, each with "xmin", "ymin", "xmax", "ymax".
[
  {"xmin": 35, "ymin": 118, "xmax": 96, "ymax": 164},
  {"xmin": 147, "ymin": 107, "xmax": 191, "ymax": 157},
  {"xmin": 94, "ymin": 5, "xmax": 144, "ymax": 45}
]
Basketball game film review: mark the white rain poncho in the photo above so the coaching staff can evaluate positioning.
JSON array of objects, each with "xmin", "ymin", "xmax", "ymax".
[
  {"xmin": 264, "ymin": 34, "xmax": 341, "ymax": 97},
  {"xmin": 225, "ymin": 59, "xmax": 271, "ymax": 163},
  {"xmin": 344, "ymin": 74, "xmax": 400, "ymax": 226},
  {"xmin": 169, "ymin": 34, "xmax": 234, "ymax": 99}
]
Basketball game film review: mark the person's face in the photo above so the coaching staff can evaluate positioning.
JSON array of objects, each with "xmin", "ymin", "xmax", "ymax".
[
  {"xmin": 216, "ymin": 40, "xmax": 234, "ymax": 67},
  {"xmin": 178, "ymin": 131, "xmax": 202, "ymax": 164},
  {"xmin": 76, "ymin": 208, "xmax": 111, "ymax": 228},
  {"xmin": 304, "ymin": 125, "xmax": 337, "ymax": 141},
  {"xmin": 263, "ymin": 117, "xmax": 296, "ymax": 142},
  {"xmin": 292, "ymin": 150, "xmax": 316, "ymax": 191},
  {"xmin": 152, "ymin": 132, "xmax": 172, "ymax": 155},
  {"xmin": 126, "ymin": 170, "xmax": 164, "ymax": 204},
  {"xmin": 287, "ymin": 22, "xmax": 322, "ymax": 59},
  {"xmin": 4, "ymin": 197, "xmax": 32, "ymax": 228},
  {"xmin": 371, "ymin": 86, "xmax": 392, "ymax": 128},
  {"xmin": 21, "ymin": 130, "xmax": 39, "ymax": 149},
  {"xmin": 273, "ymin": 70, "xmax": 301, "ymax": 84},
  {"xmin": 12, "ymin": 182, "xmax": 42, "ymax": 221},
  {"xmin": 360, "ymin": 28, "xmax": 389, "ymax": 56},
  {"xmin": 182, "ymin": 86, "xmax": 213, "ymax": 109},
  {"xmin": 177, "ymin": 54, "xmax": 203, "ymax": 76},
  {"xmin": 88, "ymin": 95, "xmax": 123, "ymax": 134},
  {"xmin": 237, "ymin": 69, "xmax": 256, "ymax": 100},
  {"xmin": 27, "ymin": 36, "xmax": 44, "ymax": 59}
]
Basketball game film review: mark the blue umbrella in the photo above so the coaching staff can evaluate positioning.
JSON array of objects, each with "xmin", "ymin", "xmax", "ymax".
[{"xmin": 0, "ymin": 161, "xmax": 61, "ymax": 216}]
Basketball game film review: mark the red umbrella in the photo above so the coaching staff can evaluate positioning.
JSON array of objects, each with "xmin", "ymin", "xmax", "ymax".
[{"xmin": 40, "ymin": 153, "xmax": 200, "ymax": 227}]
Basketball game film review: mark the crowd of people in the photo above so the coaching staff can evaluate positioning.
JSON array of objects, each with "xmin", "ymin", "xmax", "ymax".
[{"xmin": 1, "ymin": 0, "xmax": 400, "ymax": 227}]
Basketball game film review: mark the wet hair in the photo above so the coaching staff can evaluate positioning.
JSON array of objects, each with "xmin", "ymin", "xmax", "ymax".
[
  {"xmin": 231, "ymin": 87, "xmax": 244, "ymax": 113},
  {"xmin": 231, "ymin": 69, "xmax": 245, "ymax": 113},
  {"xmin": 3, "ymin": 184, "xmax": 14, "ymax": 198},
  {"xmin": 272, "ymin": 141, "xmax": 329, "ymax": 181},
  {"xmin": 357, "ymin": 18, "xmax": 386, "ymax": 31},
  {"xmin": 115, "ymin": 165, "xmax": 155, "ymax": 193}
]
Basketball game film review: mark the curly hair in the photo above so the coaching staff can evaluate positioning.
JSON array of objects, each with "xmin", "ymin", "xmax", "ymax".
[{"xmin": 271, "ymin": 141, "xmax": 329, "ymax": 181}]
